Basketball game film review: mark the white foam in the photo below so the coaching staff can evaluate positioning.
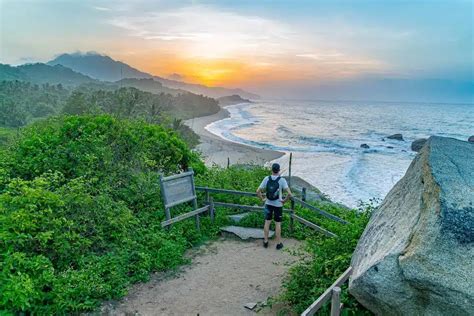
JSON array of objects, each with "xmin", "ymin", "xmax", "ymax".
[{"xmin": 204, "ymin": 99, "xmax": 474, "ymax": 207}]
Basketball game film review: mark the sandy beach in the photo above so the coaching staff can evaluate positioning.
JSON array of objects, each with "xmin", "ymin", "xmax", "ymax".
[{"xmin": 185, "ymin": 107, "xmax": 284, "ymax": 167}]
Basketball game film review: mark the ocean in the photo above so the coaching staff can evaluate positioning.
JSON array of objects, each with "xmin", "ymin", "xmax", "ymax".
[{"xmin": 206, "ymin": 100, "xmax": 474, "ymax": 207}]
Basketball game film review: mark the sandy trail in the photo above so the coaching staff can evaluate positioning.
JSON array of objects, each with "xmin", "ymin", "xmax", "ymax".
[{"xmin": 104, "ymin": 238, "xmax": 302, "ymax": 316}]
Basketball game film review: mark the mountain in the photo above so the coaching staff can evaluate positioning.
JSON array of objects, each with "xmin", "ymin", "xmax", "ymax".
[
  {"xmin": 0, "ymin": 63, "xmax": 96, "ymax": 85},
  {"xmin": 48, "ymin": 52, "xmax": 152, "ymax": 82},
  {"xmin": 48, "ymin": 52, "xmax": 259, "ymax": 99}
]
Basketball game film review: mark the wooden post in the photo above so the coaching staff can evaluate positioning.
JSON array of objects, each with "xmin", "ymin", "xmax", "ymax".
[
  {"xmin": 290, "ymin": 199, "xmax": 295, "ymax": 234},
  {"xmin": 205, "ymin": 188, "xmax": 210, "ymax": 217},
  {"xmin": 209, "ymin": 197, "xmax": 215, "ymax": 223},
  {"xmin": 288, "ymin": 152, "xmax": 293, "ymax": 188},
  {"xmin": 227, "ymin": 157, "xmax": 230, "ymax": 168},
  {"xmin": 205, "ymin": 189, "xmax": 210, "ymax": 205},
  {"xmin": 302, "ymin": 187, "xmax": 307, "ymax": 202},
  {"xmin": 165, "ymin": 207, "xmax": 171, "ymax": 221},
  {"xmin": 193, "ymin": 198, "xmax": 200, "ymax": 231},
  {"xmin": 330, "ymin": 287, "xmax": 341, "ymax": 316}
]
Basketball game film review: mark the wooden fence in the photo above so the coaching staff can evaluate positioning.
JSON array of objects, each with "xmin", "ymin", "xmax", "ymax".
[
  {"xmin": 195, "ymin": 186, "xmax": 347, "ymax": 238},
  {"xmin": 161, "ymin": 170, "xmax": 353, "ymax": 315},
  {"xmin": 301, "ymin": 267, "xmax": 353, "ymax": 316}
]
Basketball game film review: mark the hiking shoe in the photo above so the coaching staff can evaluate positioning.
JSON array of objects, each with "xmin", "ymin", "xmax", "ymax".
[
  {"xmin": 263, "ymin": 241, "xmax": 269, "ymax": 248},
  {"xmin": 276, "ymin": 243, "xmax": 284, "ymax": 250}
]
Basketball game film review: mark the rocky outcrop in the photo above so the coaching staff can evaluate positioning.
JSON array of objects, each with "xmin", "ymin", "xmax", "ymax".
[
  {"xmin": 349, "ymin": 136, "xmax": 474, "ymax": 316},
  {"xmin": 468, "ymin": 135, "xmax": 474, "ymax": 143},
  {"xmin": 411, "ymin": 138, "xmax": 427, "ymax": 152},
  {"xmin": 387, "ymin": 133, "xmax": 404, "ymax": 141}
]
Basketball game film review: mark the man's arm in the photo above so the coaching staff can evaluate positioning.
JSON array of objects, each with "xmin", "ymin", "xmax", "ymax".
[
  {"xmin": 256, "ymin": 188, "xmax": 266, "ymax": 202},
  {"xmin": 282, "ymin": 187, "xmax": 293, "ymax": 203}
]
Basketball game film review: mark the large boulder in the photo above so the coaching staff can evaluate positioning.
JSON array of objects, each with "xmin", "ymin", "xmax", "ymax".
[
  {"xmin": 411, "ymin": 138, "xmax": 427, "ymax": 152},
  {"xmin": 349, "ymin": 136, "xmax": 474, "ymax": 315},
  {"xmin": 468, "ymin": 135, "xmax": 474, "ymax": 143}
]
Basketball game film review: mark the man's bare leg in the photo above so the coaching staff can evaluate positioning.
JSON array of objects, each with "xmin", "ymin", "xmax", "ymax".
[
  {"xmin": 275, "ymin": 222, "xmax": 282, "ymax": 244},
  {"xmin": 264, "ymin": 220, "xmax": 271, "ymax": 242}
]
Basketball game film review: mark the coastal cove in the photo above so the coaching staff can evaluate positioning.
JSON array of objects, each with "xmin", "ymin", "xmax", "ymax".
[
  {"xmin": 184, "ymin": 106, "xmax": 284, "ymax": 167},
  {"xmin": 188, "ymin": 100, "xmax": 474, "ymax": 207}
]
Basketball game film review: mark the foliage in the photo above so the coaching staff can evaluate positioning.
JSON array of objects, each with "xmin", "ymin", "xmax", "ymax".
[
  {"xmin": 0, "ymin": 117, "xmax": 371, "ymax": 314},
  {"xmin": 0, "ymin": 81, "xmax": 69, "ymax": 127},
  {"xmin": 0, "ymin": 127, "xmax": 17, "ymax": 148},
  {"xmin": 200, "ymin": 165, "xmax": 373, "ymax": 315},
  {"xmin": 280, "ymin": 202, "xmax": 372, "ymax": 315},
  {"xmin": 0, "ymin": 80, "xmax": 220, "ymax": 147},
  {"xmin": 0, "ymin": 115, "xmax": 205, "ymax": 313}
]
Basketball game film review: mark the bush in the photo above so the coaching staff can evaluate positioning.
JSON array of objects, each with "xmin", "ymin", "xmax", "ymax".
[
  {"xmin": 278, "ymin": 201, "xmax": 373, "ymax": 315},
  {"xmin": 0, "ymin": 115, "xmax": 204, "ymax": 313},
  {"xmin": 0, "ymin": 117, "xmax": 372, "ymax": 314}
]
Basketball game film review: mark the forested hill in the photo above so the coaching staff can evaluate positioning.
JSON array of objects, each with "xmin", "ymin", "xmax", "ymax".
[
  {"xmin": 0, "ymin": 63, "xmax": 96, "ymax": 86},
  {"xmin": 0, "ymin": 80, "xmax": 219, "ymax": 146},
  {"xmin": 48, "ymin": 52, "xmax": 259, "ymax": 99}
]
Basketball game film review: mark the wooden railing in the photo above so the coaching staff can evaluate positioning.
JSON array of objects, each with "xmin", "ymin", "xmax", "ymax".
[
  {"xmin": 196, "ymin": 186, "xmax": 347, "ymax": 238},
  {"xmin": 301, "ymin": 267, "xmax": 352, "ymax": 316},
  {"xmin": 291, "ymin": 196, "xmax": 348, "ymax": 225}
]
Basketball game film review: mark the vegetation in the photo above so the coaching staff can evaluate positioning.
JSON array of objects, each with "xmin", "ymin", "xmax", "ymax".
[
  {"xmin": 0, "ymin": 80, "xmax": 220, "ymax": 147},
  {"xmin": 0, "ymin": 114, "xmax": 370, "ymax": 314},
  {"xmin": 0, "ymin": 115, "xmax": 205, "ymax": 313},
  {"xmin": 195, "ymin": 166, "xmax": 372, "ymax": 315}
]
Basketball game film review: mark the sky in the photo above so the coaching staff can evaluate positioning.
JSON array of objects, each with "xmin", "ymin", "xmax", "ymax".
[{"xmin": 0, "ymin": 0, "xmax": 473, "ymax": 100}]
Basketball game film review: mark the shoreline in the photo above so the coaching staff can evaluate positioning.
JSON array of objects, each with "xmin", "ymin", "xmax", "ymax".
[{"xmin": 184, "ymin": 106, "xmax": 285, "ymax": 167}]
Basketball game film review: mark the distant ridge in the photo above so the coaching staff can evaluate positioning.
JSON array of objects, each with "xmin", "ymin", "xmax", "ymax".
[
  {"xmin": 48, "ymin": 52, "xmax": 259, "ymax": 99},
  {"xmin": 0, "ymin": 63, "xmax": 96, "ymax": 85}
]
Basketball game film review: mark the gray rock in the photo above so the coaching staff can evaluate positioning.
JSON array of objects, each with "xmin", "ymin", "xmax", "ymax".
[
  {"xmin": 387, "ymin": 133, "xmax": 404, "ymax": 141},
  {"xmin": 221, "ymin": 226, "xmax": 274, "ymax": 240},
  {"xmin": 349, "ymin": 136, "xmax": 474, "ymax": 316},
  {"xmin": 411, "ymin": 138, "xmax": 427, "ymax": 152},
  {"xmin": 360, "ymin": 143, "xmax": 370, "ymax": 149},
  {"xmin": 468, "ymin": 135, "xmax": 474, "ymax": 143},
  {"xmin": 244, "ymin": 302, "xmax": 257, "ymax": 310},
  {"xmin": 229, "ymin": 213, "xmax": 251, "ymax": 223}
]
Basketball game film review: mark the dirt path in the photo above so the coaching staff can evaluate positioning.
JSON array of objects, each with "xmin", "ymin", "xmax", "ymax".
[{"xmin": 103, "ymin": 238, "xmax": 302, "ymax": 316}]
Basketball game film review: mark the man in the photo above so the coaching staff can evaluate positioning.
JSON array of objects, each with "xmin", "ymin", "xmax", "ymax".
[{"xmin": 256, "ymin": 163, "xmax": 292, "ymax": 250}]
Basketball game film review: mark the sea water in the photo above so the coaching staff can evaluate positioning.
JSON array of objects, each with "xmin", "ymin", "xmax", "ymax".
[{"xmin": 206, "ymin": 100, "xmax": 474, "ymax": 207}]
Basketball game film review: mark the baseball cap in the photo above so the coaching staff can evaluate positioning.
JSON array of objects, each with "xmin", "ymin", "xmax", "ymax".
[{"xmin": 271, "ymin": 163, "xmax": 280, "ymax": 173}]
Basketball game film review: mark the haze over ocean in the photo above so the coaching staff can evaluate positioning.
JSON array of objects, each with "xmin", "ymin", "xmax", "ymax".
[{"xmin": 206, "ymin": 100, "xmax": 474, "ymax": 207}]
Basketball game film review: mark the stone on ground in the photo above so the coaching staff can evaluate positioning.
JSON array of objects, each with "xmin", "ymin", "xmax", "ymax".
[
  {"xmin": 349, "ymin": 136, "xmax": 474, "ymax": 316},
  {"xmin": 244, "ymin": 302, "xmax": 257, "ymax": 310},
  {"xmin": 229, "ymin": 213, "xmax": 251, "ymax": 223},
  {"xmin": 221, "ymin": 226, "xmax": 274, "ymax": 240}
]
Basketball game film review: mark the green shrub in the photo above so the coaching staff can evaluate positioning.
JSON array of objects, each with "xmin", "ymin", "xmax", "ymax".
[
  {"xmin": 280, "ymin": 201, "xmax": 373, "ymax": 315},
  {"xmin": 0, "ymin": 115, "xmax": 204, "ymax": 313},
  {"xmin": 0, "ymin": 117, "xmax": 372, "ymax": 314}
]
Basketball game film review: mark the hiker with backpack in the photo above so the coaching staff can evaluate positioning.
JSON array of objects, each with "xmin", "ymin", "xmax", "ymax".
[{"xmin": 256, "ymin": 163, "xmax": 292, "ymax": 250}]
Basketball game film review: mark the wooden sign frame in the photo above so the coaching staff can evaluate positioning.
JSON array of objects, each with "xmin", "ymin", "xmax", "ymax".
[{"xmin": 160, "ymin": 169, "xmax": 213, "ymax": 230}]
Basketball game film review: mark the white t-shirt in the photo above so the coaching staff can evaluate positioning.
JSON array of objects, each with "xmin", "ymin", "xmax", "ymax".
[{"xmin": 259, "ymin": 175, "xmax": 289, "ymax": 207}]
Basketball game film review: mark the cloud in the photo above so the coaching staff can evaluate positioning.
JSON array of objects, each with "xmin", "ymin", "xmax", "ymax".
[
  {"xmin": 93, "ymin": 6, "xmax": 111, "ymax": 11},
  {"xmin": 107, "ymin": 5, "xmax": 293, "ymax": 59},
  {"xmin": 105, "ymin": 4, "xmax": 390, "ymax": 82}
]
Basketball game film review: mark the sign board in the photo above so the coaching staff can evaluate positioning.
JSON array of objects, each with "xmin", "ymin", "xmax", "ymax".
[{"xmin": 160, "ymin": 171, "xmax": 196, "ymax": 209}]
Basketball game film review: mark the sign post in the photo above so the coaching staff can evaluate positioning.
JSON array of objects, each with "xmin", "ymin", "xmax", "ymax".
[{"xmin": 160, "ymin": 169, "xmax": 202, "ymax": 230}]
